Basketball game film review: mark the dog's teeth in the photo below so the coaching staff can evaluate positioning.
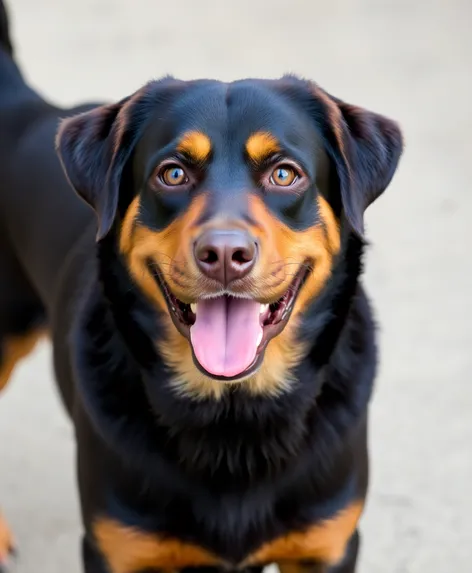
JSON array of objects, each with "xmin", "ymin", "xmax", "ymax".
[
  {"xmin": 256, "ymin": 331, "xmax": 263, "ymax": 346},
  {"xmin": 260, "ymin": 304, "xmax": 269, "ymax": 315},
  {"xmin": 190, "ymin": 303, "xmax": 197, "ymax": 314}
]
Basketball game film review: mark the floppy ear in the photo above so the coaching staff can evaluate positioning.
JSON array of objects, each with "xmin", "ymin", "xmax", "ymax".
[
  {"xmin": 56, "ymin": 99, "xmax": 130, "ymax": 240},
  {"xmin": 55, "ymin": 76, "xmax": 176, "ymax": 241},
  {"xmin": 56, "ymin": 78, "xmax": 185, "ymax": 240},
  {"xmin": 311, "ymin": 85, "xmax": 404, "ymax": 237}
]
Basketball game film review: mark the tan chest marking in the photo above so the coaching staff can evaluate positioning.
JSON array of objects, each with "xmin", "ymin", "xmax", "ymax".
[
  {"xmin": 94, "ymin": 501, "xmax": 362, "ymax": 573},
  {"xmin": 94, "ymin": 519, "xmax": 221, "ymax": 573},
  {"xmin": 246, "ymin": 501, "xmax": 363, "ymax": 567}
]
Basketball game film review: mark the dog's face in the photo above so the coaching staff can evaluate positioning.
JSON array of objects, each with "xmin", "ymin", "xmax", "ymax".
[
  {"xmin": 57, "ymin": 77, "xmax": 402, "ymax": 397},
  {"xmin": 119, "ymin": 82, "xmax": 340, "ymax": 389}
]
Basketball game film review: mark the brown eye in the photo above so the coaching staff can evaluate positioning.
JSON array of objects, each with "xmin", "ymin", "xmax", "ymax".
[
  {"xmin": 161, "ymin": 165, "xmax": 188, "ymax": 186},
  {"xmin": 270, "ymin": 165, "xmax": 297, "ymax": 187}
]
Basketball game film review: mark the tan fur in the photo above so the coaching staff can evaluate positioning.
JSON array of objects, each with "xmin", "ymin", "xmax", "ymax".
[
  {"xmin": 245, "ymin": 131, "xmax": 281, "ymax": 164},
  {"xmin": 94, "ymin": 518, "xmax": 220, "ymax": 573},
  {"xmin": 176, "ymin": 131, "xmax": 212, "ymax": 163},
  {"xmin": 120, "ymin": 194, "xmax": 207, "ymax": 311},
  {"xmin": 0, "ymin": 329, "xmax": 47, "ymax": 391},
  {"xmin": 278, "ymin": 563, "xmax": 325, "ymax": 573},
  {"xmin": 0, "ymin": 512, "xmax": 14, "ymax": 563},
  {"xmin": 119, "ymin": 192, "xmax": 340, "ymax": 400},
  {"xmin": 94, "ymin": 500, "xmax": 362, "ymax": 573},
  {"xmin": 247, "ymin": 500, "xmax": 363, "ymax": 567}
]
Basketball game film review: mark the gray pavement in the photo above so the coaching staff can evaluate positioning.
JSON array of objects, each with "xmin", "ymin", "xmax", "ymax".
[{"xmin": 1, "ymin": 0, "xmax": 471, "ymax": 571}]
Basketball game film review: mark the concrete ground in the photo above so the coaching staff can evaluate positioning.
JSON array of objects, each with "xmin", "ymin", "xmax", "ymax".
[{"xmin": 1, "ymin": 0, "xmax": 471, "ymax": 571}]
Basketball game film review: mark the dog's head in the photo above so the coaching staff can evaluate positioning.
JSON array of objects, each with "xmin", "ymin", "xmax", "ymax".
[{"xmin": 57, "ymin": 77, "xmax": 402, "ymax": 397}]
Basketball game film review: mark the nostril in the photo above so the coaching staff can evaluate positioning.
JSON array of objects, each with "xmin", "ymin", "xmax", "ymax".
[
  {"xmin": 200, "ymin": 249, "xmax": 219, "ymax": 265},
  {"xmin": 232, "ymin": 249, "xmax": 252, "ymax": 265}
]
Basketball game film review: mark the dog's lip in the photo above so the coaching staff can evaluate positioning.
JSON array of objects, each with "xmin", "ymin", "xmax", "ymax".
[{"xmin": 150, "ymin": 262, "xmax": 310, "ymax": 382}]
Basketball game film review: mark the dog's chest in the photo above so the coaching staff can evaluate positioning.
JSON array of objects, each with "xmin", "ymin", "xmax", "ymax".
[{"xmin": 93, "ymin": 492, "xmax": 362, "ymax": 573}]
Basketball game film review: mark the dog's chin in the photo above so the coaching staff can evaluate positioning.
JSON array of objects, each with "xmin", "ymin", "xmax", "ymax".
[{"xmin": 151, "ymin": 265, "xmax": 309, "ymax": 383}]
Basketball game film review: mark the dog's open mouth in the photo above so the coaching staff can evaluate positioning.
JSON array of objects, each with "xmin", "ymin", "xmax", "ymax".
[{"xmin": 153, "ymin": 265, "xmax": 309, "ymax": 381}]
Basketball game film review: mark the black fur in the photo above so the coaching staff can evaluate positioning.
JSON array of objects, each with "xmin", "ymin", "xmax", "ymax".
[
  {"xmin": 0, "ymin": 3, "xmax": 402, "ymax": 572},
  {"xmin": 0, "ymin": 0, "xmax": 12, "ymax": 55}
]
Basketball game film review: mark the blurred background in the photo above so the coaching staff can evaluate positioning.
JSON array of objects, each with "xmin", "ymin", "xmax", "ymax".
[{"xmin": 0, "ymin": 0, "xmax": 471, "ymax": 571}]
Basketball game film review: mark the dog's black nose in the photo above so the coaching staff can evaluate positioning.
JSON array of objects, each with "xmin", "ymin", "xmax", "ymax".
[{"xmin": 194, "ymin": 230, "xmax": 257, "ymax": 286}]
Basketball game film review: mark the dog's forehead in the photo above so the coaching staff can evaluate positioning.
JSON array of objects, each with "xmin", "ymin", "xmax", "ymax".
[{"xmin": 140, "ymin": 80, "xmax": 318, "ymax": 154}]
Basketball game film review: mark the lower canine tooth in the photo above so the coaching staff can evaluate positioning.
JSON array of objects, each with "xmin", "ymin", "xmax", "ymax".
[
  {"xmin": 256, "ymin": 331, "xmax": 263, "ymax": 346},
  {"xmin": 260, "ymin": 304, "xmax": 269, "ymax": 315},
  {"xmin": 190, "ymin": 303, "xmax": 197, "ymax": 314}
]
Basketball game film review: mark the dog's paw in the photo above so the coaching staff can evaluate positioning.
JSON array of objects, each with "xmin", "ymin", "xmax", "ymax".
[{"xmin": 0, "ymin": 513, "xmax": 16, "ymax": 573}]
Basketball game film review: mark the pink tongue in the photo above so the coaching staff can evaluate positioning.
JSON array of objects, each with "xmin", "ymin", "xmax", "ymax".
[{"xmin": 190, "ymin": 297, "xmax": 262, "ymax": 378}]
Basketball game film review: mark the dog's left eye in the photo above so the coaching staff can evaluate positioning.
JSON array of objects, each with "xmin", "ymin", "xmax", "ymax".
[
  {"xmin": 263, "ymin": 161, "xmax": 306, "ymax": 192},
  {"xmin": 160, "ymin": 165, "xmax": 188, "ymax": 187},
  {"xmin": 270, "ymin": 165, "xmax": 298, "ymax": 187}
]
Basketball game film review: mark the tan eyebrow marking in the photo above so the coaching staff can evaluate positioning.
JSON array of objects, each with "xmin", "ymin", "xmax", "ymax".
[
  {"xmin": 245, "ymin": 131, "xmax": 281, "ymax": 163},
  {"xmin": 176, "ymin": 131, "xmax": 212, "ymax": 162}
]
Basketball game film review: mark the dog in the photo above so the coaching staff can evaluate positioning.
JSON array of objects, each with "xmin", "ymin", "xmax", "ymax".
[{"xmin": 0, "ymin": 2, "xmax": 403, "ymax": 572}]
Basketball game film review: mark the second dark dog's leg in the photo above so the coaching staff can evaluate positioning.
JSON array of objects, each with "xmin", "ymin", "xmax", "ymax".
[
  {"xmin": 82, "ymin": 535, "xmax": 109, "ymax": 573},
  {"xmin": 329, "ymin": 530, "xmax": 360, "ymax": 573}
]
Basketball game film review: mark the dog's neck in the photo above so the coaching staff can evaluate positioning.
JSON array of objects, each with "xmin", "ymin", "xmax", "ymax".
[{"xmin": 73, "ymin": 229, "xmax": 373, "ymax": 486}]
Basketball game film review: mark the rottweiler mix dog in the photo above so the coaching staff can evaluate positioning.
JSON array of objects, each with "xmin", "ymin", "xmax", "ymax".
[{"xmin": 0, "ymin": 2, "xmax": 403, "ymax": 572}]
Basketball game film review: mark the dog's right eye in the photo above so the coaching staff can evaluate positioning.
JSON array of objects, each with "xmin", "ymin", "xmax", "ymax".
[
  {"xmin": 159, "ymin": 164, "xmax": 189, "ymax": 187},
  {"xmin": 150, "ymin": 160, "xmax": 194, "ymax": 192}
]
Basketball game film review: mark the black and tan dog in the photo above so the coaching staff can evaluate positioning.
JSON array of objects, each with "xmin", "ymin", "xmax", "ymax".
[{"xmin": 0, "ymin": 2, "xmax": 403, "ymax": 572}]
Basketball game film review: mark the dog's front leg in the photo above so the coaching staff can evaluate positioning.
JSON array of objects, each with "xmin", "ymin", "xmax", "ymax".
[{"xmin": 82, "ymin": 534, "xmax": 109, "ymax": 573}]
